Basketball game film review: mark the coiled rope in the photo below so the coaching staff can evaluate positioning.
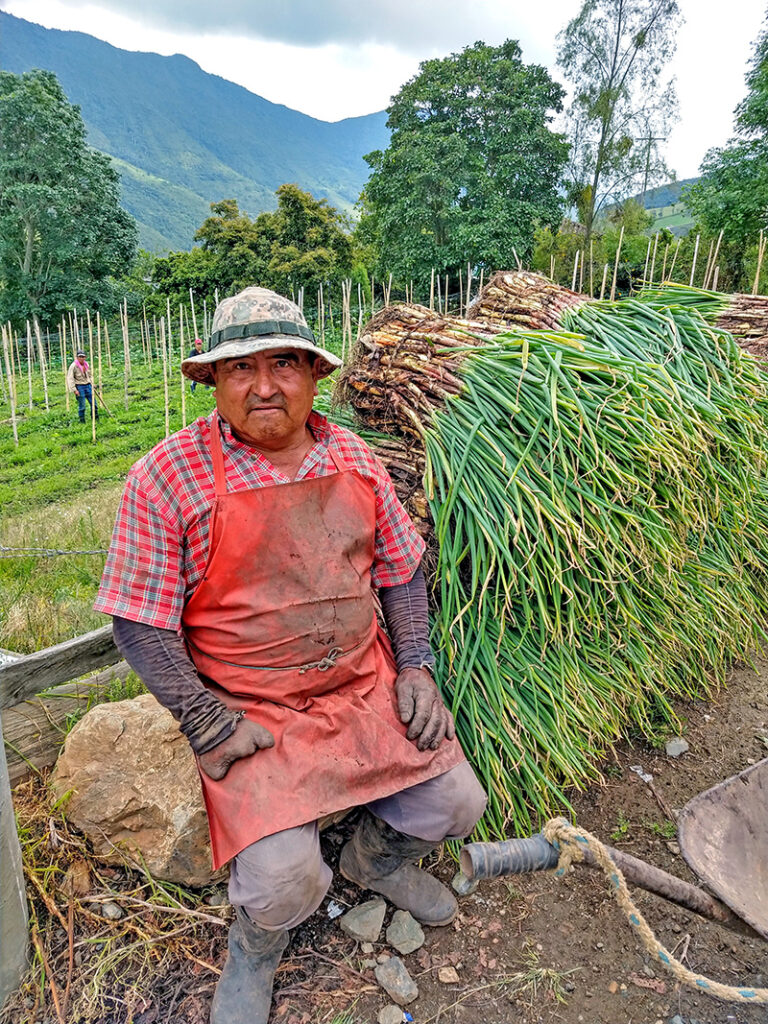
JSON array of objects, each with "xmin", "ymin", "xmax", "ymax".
[{"xmin": 542, "ymin": 817, "xmax": 768, "ymax": 1005}]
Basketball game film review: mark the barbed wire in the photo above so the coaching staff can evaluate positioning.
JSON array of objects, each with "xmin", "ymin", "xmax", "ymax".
[{"xmin": 0, "ymin": 545, "xmax": 108, "ymax": 559}]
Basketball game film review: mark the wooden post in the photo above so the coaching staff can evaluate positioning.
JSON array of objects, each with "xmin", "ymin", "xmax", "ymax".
[
  {"xmin": 96, "ymin": 312, "xmax": 103, "ymax": 394},
  {"xmin": 121, "ymin": 300, "xmax": 130, "ymax": 411},
  {"xmin": 161, "ymin": 318, "xmax": 169, "ymax": 440},
  {"xmin": 642, "ymin": 237, "xmax": 652, "ymax": 284},
  {"xmin": 752, "ymin": 229, "xmax": 766, "ymax": 296},
  {"xmin": 702, "ymin": 238, "xmax": 715, "ymax": 291},
  {"xmin": 0, "ymin": 325, "xmax": 6, "ymax": 404},
  {"xmin": 0, "ymin": 705, "xmax": 28, "ymax": 1005},
  {"xmin": 61, "ymin": 318, "xmax": 70, "ymax": 413},
  {"xmin": 478, "ymin": 267, "xmax": 484, "ymax": 299},
  {"xmin": 661, "ymin": 242, "xmax": 670, "ymax": 283},
  {"xmin": 25, "ymin": 321, "xmax": 33, "ymax": 410},
  {"xmin": 707, "ymin": 230, "xmax": 724, "ymax": 290},
  {"xmin": 33, "ymin": 318, "xmax": 49, "ymax": 412},
  {"xmin": 166, "ymin": 297, "xmax": 174, "ymax": 373},
  {"xmin": 458, "ymin": 268, "xmax": 464, "ymax": 317},
  {"xmin": 1, "ymin": 326, "xmax": 18, "ymax": 447},
  {"xmin": 648, "ymin": 233, "xmax": 659, "ymax": 287},
  {"xmin": 436, "ymin": 274, "xmax": 442, "ymax": 314},
  {"xmin": 87, "ymin": 310, "xmax": 96, "ymax": 442},
  {"xmin": 319, "ymin": 283, "xmax": 325, "ymax": 345},
  {"xmin": 589, "ymin": 240, "xmax": 594, "ymax": 298},
  {"xmin": 549, "ymin": 254, "xmax": 555, "ymax": 281},
  {"xmin": 599, "ymin": 263, "xmax": 609, "ymax": 301},
  {"xmin": 712, "ymin": 266, "xmax": 720, "ymax": 291},
  {"xmin": 444, "ymin": 275, "xmax": 449, "ymax": 313},
  {"xmin": 668, "ymin": 238, "xmax": 682, "ymax": 281},
  {"xmin": 466, "ymin": 261, "xmax": 473, "ymax": 316},
  {"xmin": 689, "ymin": 233, "xmax": 701, "ymax": 287},
  {"xmin": 610, "ymin": 226, "xmax": 624, "ymax": 301},
  {"xmin": 189, "ymin": 288, "xmax": 199, "ymax": 339},
  {"xmin": 180, "ymin": 305, "xmax": 187, "ymax": 429},
  {"xmin": 571, "ymin": 250, "xmax": 579, "ymax": 292},
  {"xmin": 429, "ymin": 269, "xmax": 435, "ymax": 312}
]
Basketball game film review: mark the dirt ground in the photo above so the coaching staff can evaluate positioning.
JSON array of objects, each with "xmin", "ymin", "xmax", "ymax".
[
  {"xmin": 7, "ymin": 657, "xmax": 768, "ymax": 1024},
  {"xmin": 263, "ymin": 656, "xmax": 768, "ymax": 1024}
]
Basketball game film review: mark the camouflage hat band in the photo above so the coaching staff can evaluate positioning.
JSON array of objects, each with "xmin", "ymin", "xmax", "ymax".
[{"xmin": 211, "ymin": 319, "xmax": 315, "ymax": 349}]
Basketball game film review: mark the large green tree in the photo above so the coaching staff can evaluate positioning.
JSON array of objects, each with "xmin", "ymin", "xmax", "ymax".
[
  {"xmin": 685, "ymin": 15, "xmax": 768, "ymax": 249},
  {"xmin": 359, "ymin": 40, "xmax": 568, "ymax": 283},
  {"xmin": 0, "ymin": 70, "xmax": 137, "ymax": 325},
  {"xmin": 557, "ymin": 0, "xmax": 680, "ymax": 241},
  {"xmin": 193, "ymin": 185, "xmax": 353, "ymax": 297}
]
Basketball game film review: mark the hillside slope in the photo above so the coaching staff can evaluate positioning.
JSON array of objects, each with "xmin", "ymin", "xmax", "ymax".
[{"xmin": 0, "ymin": 12, "xmax": 389, "ymax": 251}]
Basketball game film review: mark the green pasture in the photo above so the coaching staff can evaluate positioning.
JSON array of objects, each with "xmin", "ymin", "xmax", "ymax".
[{"xmin": 0, "ymin": 328, "xmax": 342, "ymax": 652}]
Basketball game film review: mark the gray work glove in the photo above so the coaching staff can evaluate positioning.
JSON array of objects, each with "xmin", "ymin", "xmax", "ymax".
[
  {"xmin": 395, "ymin": 668, "xmax": 455, "ymax": 751},
  {"xmin": 198, "ymin": 718, "xmax": 275, "ymax": 780}
]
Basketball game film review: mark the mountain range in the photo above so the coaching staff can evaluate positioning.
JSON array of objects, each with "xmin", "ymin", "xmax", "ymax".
[{"xmin": 0, "ymin": 12, "xmax": 389, "ymax": 252}]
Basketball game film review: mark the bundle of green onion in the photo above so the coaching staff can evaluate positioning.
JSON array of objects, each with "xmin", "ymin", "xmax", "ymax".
[{"xmin": 340, "ymin": 295, "xmax": 768, "ymax": 838}]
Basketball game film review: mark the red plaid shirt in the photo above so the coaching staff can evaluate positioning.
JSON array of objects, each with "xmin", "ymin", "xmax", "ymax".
[{"xmin": 95, "ymin": 410, "xmax": 425, "ymax": 631}]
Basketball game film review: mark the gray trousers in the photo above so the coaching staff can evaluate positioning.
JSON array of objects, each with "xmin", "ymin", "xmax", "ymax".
[{"xmin": 228, "ymin": 761, "xmax": 487, "ymax": 930}]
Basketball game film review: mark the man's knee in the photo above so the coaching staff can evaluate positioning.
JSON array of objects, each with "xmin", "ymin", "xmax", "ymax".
[
  {"xmin": 229, "ymin": 822, "xmax": 332, "ymax": 931},
  {"xmin": 433, "ymin": 761, "xmax": 488, "ymax": 838},
  {"xmin": 369, "ymin": 761, "xmax": 487, "ymax": 842}
]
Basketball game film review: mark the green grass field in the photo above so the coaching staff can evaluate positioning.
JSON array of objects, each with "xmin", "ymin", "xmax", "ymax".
[{"xmin": 0, "ymin": 332, "xmax": 342, "ymax": 652}]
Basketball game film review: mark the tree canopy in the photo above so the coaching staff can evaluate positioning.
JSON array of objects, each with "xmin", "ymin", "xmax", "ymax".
[
  {"xmin": 685, "ymin": 16, "xmax": 768, "ymax": 247},
  {"xmin": 0, "ymin": 69, "xmax": 137, "ymax": 326},
  {"xmin": 191, "ymin": 185, "xmax": 353, "ymax": 297},
  {"xmin": 358, "ymin": 40, "xmax": 568, "ymax": 284},
  {"xmin": 557, "ymin": 0, "xmax": 680, "ymax": 241}
]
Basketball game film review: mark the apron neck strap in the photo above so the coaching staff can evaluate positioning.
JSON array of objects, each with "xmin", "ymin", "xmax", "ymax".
[
  {"xmin": 210, "ymin": 415, "xmax": 350, "ymax": 493},
  {"xmin": 210, "ymin": 415, "xmax": 228, "ymax": 496}
]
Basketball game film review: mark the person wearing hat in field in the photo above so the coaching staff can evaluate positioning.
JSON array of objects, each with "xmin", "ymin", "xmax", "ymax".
[
  {"xmin": 95, "ymin": 286, "xmax": 487, "ymax": 1024},
  {"xmin": 66, "ymin": 349, "xmax": 98, "ymax": 423},
  {"xmin": 187, "ymin": 337, "xmax": 206, "ymax": 392}
]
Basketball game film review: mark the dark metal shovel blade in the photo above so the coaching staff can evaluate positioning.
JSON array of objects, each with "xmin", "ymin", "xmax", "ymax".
[{"xmin": 677, "ymin": 756, "xmax": 768, "ymax": 939}]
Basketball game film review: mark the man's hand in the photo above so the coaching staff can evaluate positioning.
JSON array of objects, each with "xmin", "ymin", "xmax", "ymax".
[
  {"xmin": 395, "ymin": 668, "xmax": 455, "ymax": 751},
  {"xmin": 198, "ymin": 718, "xmax": 275, "ymax": 780}
]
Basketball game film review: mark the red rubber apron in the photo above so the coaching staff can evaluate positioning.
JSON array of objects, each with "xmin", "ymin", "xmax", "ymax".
[{"xmin": 182, "ymin": 417, "xmax": 464, "ymax": 869}]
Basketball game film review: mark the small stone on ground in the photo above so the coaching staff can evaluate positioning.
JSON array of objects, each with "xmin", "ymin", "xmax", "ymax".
[
  {"xmin": 665, "ymin": 737, "xmax": 689, "ymax": 757},
  {"xmin": 340, "ymin": 898, "xmax": 387, "ymax": 942},
  {"xmin": 378, "ymin": 1005, "xmax": 405, "ymax": 1024},
  {"xmin": 375, "ymin": 956, "xmax": 419, "ymax": 1005},
  {"xmin": 386, "ymin": 910, "xmax": 425, "ymax": 955},
  {"xmin": 438, "ymin": 965, "xmax": 460, "ymax": 984}
]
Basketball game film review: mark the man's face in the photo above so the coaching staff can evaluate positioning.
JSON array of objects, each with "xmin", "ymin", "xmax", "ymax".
[
  {"xmin": 194, "ymin": 339, "xmax": 203, "ymax": 352},
  {"xmin": 212, "ymin": 348, "xmax": 320, "ymax": 450}
]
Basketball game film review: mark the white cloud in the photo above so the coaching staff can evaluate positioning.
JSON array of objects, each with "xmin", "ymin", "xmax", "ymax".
[{"xmin": 3, "ymin": 0, "xmax": 766, "ymax": 176}]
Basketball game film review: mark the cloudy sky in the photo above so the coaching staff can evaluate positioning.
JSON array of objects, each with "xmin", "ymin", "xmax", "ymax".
[{"xmin": 3, "ymin": 0, "xmax": 766, "ymax": 179}]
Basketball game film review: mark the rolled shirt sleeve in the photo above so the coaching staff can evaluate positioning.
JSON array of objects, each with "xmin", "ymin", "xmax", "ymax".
[{"xmin": 365, "ymin": 448, "xmax": 426, "ymax": 588}]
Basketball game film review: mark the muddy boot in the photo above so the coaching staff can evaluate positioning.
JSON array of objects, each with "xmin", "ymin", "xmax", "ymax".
[
  {"xmin": 339, "ymin": 811, "xmax": 457, "ymax": 926},
  {"xmin": 210, "ymin": 905, "xmax": 288, "ymax": 1024}
]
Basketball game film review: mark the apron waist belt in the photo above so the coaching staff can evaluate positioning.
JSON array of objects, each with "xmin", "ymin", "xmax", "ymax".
[{"xmin": 185, "ymin": 633, "xmax": 368, "ymax": 674}]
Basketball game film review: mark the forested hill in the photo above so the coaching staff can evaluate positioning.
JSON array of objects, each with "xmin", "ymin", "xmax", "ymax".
[{"xmin": 0, "ymin": 12, "xmax": 389, "ymax": 251}]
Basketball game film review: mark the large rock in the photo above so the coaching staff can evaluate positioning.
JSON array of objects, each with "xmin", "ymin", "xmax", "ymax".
[{"xmin": 52, "ymin": 694, "xmax": 217, "ymax": 886}]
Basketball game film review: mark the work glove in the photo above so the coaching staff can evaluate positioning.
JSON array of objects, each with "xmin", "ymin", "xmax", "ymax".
[
  {"xmin": 395, "ymin": 668, "xmax": 455, "ymax": 751},
  {"xmin": 198, "ymin": 717, "xmax": 275, "ymax": 780}
]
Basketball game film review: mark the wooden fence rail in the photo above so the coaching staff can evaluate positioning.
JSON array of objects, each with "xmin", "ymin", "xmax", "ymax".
[{"xmin": 0, "ymin": 625, "xmax": 121, "ymax": 1008}]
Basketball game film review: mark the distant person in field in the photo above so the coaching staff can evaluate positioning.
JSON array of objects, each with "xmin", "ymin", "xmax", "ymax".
[
  {"xmin": 188, "ymin": 338, "xmax": 205, "ymax": 392},
  {"xmin": 66, "ymin": 349, "xmax": 98, "ymax": 423}
]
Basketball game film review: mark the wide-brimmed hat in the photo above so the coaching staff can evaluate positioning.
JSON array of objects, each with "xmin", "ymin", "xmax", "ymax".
[{"xmin": 181, "ymin": 286, "xmax": 341, "ymax": 386}]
